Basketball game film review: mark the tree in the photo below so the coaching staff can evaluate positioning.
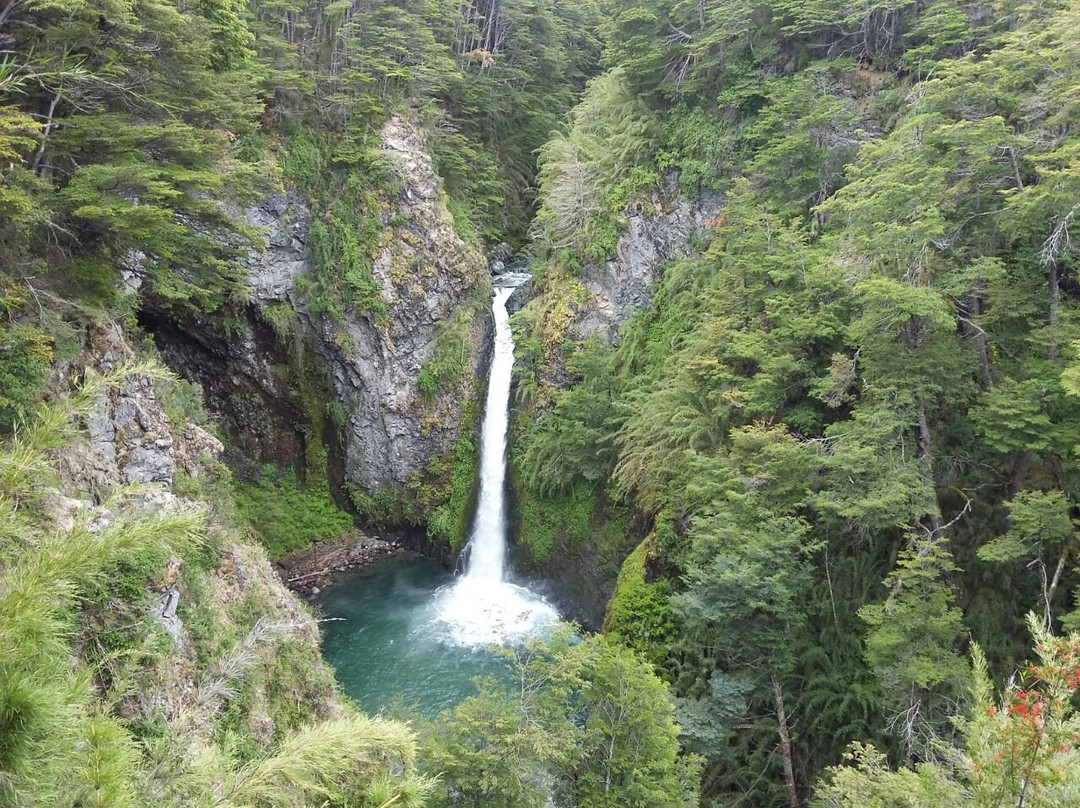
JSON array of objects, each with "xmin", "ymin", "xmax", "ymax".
[
  {"xmin": 859, "ymin": 537, "xmax": 970, "ymax": 760},
  {"xmin": 533, "ymin": 68, "xmax": 659, "ymax": 256},
  {"xmin": 978, "ymin": 491, "xmax": 1076, "ymax": 628},
  {"xmin": 816, "ymin": 614, "xmax": 1080, "ymax": 808},
  {"xmin": 419, "ymin": 629, "xmax": 700, "ymax": 808}
]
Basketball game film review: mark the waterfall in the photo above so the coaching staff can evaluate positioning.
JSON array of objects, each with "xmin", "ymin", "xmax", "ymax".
[
  {"xmin": 461, "ymin": 286, "xmax": 516, "ymax": 582},
  {"xmin": 433, "ymin": 285, "xmax": 557, "ymax": 646}
]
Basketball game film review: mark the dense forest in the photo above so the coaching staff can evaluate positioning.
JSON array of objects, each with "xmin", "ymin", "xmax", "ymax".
[
  {"xmin": 510, "ymin": 0, "xmax": 1080, "ymax": 803},
  {"xmin": 3, "ymin": 0, "xmax": 1080, "ymax": 804}
]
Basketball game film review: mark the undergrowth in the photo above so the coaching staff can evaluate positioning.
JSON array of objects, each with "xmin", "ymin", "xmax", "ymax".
[{"xmin": 232, "ymin": 464, "xmax": 353, "ymax": 559}]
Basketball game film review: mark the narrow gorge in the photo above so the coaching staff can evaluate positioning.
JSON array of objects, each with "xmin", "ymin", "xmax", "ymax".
[
  {"xmin": 319, "ymin": 282, "xmax": 557, "ymax": 713},
  {"xmin": 4, "ymin": 0, "xmax": 1080, "ymax": 806}
]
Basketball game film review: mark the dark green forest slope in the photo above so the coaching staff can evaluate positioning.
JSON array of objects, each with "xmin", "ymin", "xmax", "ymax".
[
  {"xmin": 4, "ymin": 0, "xmax": 1080, "ymax": 805},
  {"xmin": 513, "ymin": 0, "xmax": 1080, "ymax": 805}
]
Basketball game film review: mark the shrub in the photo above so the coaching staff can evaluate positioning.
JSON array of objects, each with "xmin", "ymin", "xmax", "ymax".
[
  {"xmin": 0, "ymin": 324, "xmax": 52, "ymax": 430},
  {"xmin": 232, "ymin": 465, "xmax": 353, "ymax": 559}
]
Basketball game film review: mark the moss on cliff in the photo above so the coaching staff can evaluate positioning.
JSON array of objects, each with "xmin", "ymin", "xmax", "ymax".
[
  {"xmin": 424, "ymin": 400, "xmax": 481, "ymax": 554},
  {"xmin": 603, "ymin": 535, "xmax": 679, "ymax": 668}
]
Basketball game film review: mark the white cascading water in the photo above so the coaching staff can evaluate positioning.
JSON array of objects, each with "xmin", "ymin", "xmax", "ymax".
[{"xmin": 433, "ymin": 286, "xmax": 558, "ymax": 646}]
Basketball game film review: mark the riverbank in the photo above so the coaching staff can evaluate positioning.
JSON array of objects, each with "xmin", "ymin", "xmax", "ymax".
[{"xmin": 275, "ymin": 529, "xmax": 405, "ymax": 596}]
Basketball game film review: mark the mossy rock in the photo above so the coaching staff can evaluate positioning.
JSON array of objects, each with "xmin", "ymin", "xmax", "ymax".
[{"xmin": 603, "ymin": 535, "xmax": 679, "ymax": 667}]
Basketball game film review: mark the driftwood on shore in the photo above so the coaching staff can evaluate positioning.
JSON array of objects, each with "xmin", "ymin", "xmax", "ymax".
[
  {"xmin": 287, "ymin": 569, "xmax": 336, "ymax": 583},
  {"xmin": 276, "ymin": 530, "xmax": 403, "ymax": 596}
]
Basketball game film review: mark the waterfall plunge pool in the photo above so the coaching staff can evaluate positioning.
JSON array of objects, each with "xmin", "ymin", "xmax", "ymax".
[
  {"xmin": 318, "ymin": 284, "xmax": 558, "ymax": 715},
  {"xmin": 316, "ymin": 554, "xmax": 560, "ymax": 715},
  {"xmin": 316, "ymin": 555, "xmax": 508, "ymax": 715}
]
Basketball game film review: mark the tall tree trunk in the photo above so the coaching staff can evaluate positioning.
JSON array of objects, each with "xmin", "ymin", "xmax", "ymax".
[
  {"xmin": 770, "ymin": 666, "xmax": 801, "ymax": 808},
  {"xmin": 1048, "ymin": 262, "xmax": 1060, "ymax": 361},
  {"xmin": 31, "ymin": 90, "xmax": 60, "ymax": 177},
  {"xmin": 1044, "ymin": 546, "xmax": 1068, "ymax": 628},
  {"xmin": 915, "ymin": 409, "xmax": 942, "ymax": 538},
  {"xmin": 963, "ymin": 296, "xmax": 993, "ymax": 391}
]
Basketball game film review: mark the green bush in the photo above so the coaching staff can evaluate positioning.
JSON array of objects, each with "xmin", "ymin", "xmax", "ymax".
[
  {"xmin": 232, "ymin": 465, "xmax": 353, "ymax": 558},
  {"xmin": 283, "ymin": 133, "xmax": 390, "ymax": 325},
  {"xmin": 0, "ymin": 323, "xmax": 52, "ymax": 430},
  {"xmin": 603, "ymin": 537, "xmax": 678, "ymax": 667},
  {"xmin": 348, "ymin": 484, "xmax": 424, "ymax": 528},
  {"xmin": 159, "ymin": 375, "xmax": 210, "ymax": 429},
  {"xmin": 262, "ymin": 301, "xmax": 297, "ymax": 343},
  {"xmin": 514, "ymin": 480, "xmax": 631, "ymax": 565}
]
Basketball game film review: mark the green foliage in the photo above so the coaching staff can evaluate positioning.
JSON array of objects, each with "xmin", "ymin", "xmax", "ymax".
[
  {"xmin": 222, "ymin": 715, "xmax": 432, "ymax": 808},
  {"xmin": 604, "ymin": 537, "xmax": 678, "ymax": 667},
  {"xmin": 0, "ymin": 368, "xmax": 201, "ymax": 804},
  {"xmin": 426, "ymin": 0, "xmax": 601, "ymax": 245},
  {"xmin": 0, "ymin": 323, "xmax": 52, "ymax": 429},
  {"xmin": 816, "ymin": 616, "xmax": 1080, "ymax": 808},
  {"xmin": 283, "ymin": 134, "xmax": 389, "ymax": 324},
  {"xmin": 426, "ymin": 419, "xmax": 479, "ymax": 550},
  {"xmin": 859, "ymin": 537, "xmax": 970, "ymax": 758},
  {"xmin": 158, "ymin": 375, "xmax": 211, "ymax": 430},
  {"xmin": 232, "ymin": 465, "xmax": 353, "ymax": 559},
  {"xmin": 518, "ymin": 337, "xmax": 622, "ymax": 496},
  {"xmin": 418, "ymin": 302, "xmax": 481, "ymax": 402},
  {"xmin": 980, "ymin": 491, "xmax": 1073, "ymax": 565},
  {"xmin": 419, "ymin": 628, "xmax": 701, "ymax": 808},
  {"xmin": 0, "ymin": 0, "xmax": 265, "ymax": 314},
  {"xmin": 514, "ymin": 480, "xmax": 630, "ymax": 565},
  {"xmin": 0, "ymin": 363, "xmax": 430, "ymax": 806},
  {"xmin": 262, "ymin": 302, "xmax": 297, "ymax": 344},
  {"xmin": 533, "ymin": 68, "xmax": 660, "ymax": 258},
  {"xmin": 515, "ymin": 1, "xmax": 1080, "ymax": 801},
  {"xmin": 422, "ymin": 675, "xmax": 569, "ymax": 808},
  {"xmin": 11, "ymin": 0, "xmax": 1080, "ymax": 804},
  {"xmin": 349, "ymin": 484, "xmax": 425, "ymax": 528}
]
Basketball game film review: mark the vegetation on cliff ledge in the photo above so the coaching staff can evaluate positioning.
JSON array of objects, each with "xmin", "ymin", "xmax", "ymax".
[{"xmin": 5, "ymin": 0, "xmax": 1080, "ymax": 804}]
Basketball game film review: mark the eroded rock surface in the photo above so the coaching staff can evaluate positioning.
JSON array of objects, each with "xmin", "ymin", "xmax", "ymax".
[
  {"xmin": 312, "ymin": 114, "xmax": 490, "ymax": 491},
  {"xmin": 573, "ymin": 186, "xmax": 723, "ymax": 342},
  {"xmin": 144, "ymin": 113, "xmax": 491, "ymax": 502},
  {"xmin": 51, "ymin": 322, "xmax": 223, "ymax": 495}
]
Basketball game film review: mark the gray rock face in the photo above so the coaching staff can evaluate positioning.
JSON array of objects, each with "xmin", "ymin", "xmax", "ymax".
[
  {"xmin": 145, "ymin": 302, "xmax": 307, "ymax": 469},
  {"xmin": 310, "ymin": 115, "xmax": 490, "ymax": 490},
  {"xmin": 244, "ymin": 191, "xmax": 311, "ymax": 305},
  {"xmin": 148, "ymin": 113, "xmax": 490, "ymax": 499},
  {"xmin": 298, "ymin": 115, "xmax": 488, "ymax": 492},
  {"xmin": 51, "ymin": 323, "xmax": 224, "ymax": 496},
  {"xmin": 573, "ymin": 187, "xmax": 723, "ymax": 342},
  {"xmin": 41, "ymin": 326, "xmax": 333, "ymax": 731}
]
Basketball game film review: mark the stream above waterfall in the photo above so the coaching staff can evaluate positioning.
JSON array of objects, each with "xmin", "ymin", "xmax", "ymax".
[{"xmin": 319, "ymin": 284, "xmax": 557, "ymax": 713}]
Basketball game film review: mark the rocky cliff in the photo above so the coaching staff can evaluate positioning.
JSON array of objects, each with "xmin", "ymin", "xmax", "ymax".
[
  {"xmin": 518, "ymin": 180, "xmax": 723, "ymax": 396},
  {"xmin": 40, "ymin": 322, "xmax": 342, "ymax": 770},
  {"xmin": 508, "ymin": 181, "xmax": 724, "ymax": 627},
  {"xmin": 311, "ymin": 115, "xmax": 491, "ymax": 495},
  {"xmin": 570, "ymin": 182, "xmax": 723, "ymax": 344},
  {"xmin": 144, "ymin": 113, "xmax": 491, "ymax": 527}
]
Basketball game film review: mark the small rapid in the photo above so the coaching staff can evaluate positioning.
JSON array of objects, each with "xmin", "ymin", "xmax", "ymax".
[{"xmin": 432, "ymin": 285, "xmax": 557, "ymax": 646}]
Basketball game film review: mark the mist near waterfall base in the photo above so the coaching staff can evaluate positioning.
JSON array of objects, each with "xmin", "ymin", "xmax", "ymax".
[{"xmin": 320, "ymin": 287, "xmax": 557, "ymax": 713}]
